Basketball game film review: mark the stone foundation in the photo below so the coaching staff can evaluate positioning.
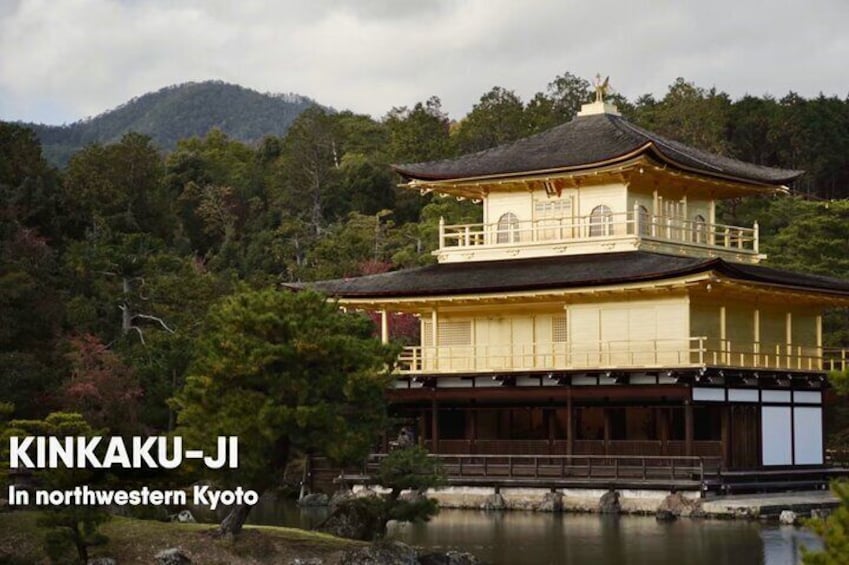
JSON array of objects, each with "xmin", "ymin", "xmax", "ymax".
[
  {"xmin": 350, "ymin": 484, "xmax": 837, "ymax": 521},
  {"xmin": 425, "ymin": 486, "xmax": 699, "ymax": 514}
]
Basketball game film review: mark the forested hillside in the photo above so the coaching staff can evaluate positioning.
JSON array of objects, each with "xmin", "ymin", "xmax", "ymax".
[
  {"xmin": 19, "ymin": 81, "xmax": 318, "ymax": 167},
  {"xmin": 1, "ymin": 72, "xmax": 848, "ymax": 439}
]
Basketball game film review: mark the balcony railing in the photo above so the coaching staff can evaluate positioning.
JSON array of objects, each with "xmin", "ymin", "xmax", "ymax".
[
  {"xmin": 438, "ymin": 210, "xmax": 758, "ymax": 255},
  {"xmin": 826, "ymin": 348, "xmax": 849, "ymax": 373},
  {"xmin": 397, "ymin": 339, "xmax": 847, "ymax": 375}
]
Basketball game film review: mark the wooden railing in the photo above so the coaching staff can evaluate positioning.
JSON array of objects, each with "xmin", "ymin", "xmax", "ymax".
[
  {"xmin": 438, "ymin": 209, "xmax": 758, "ymax": 255},
  {"xmin": 363, "ymin": 453, "xmax": 723, "ymax": 485},
  {"xmin": 397, "ymin": 339, "xmax": 843, "ymax": 375},
  {"xmin": 423, "ymin": 439, "xmax": 723, "ymax": 458},
  {"xmin": 825, "ymin": 348, "xmax": 848, "ymax": 372}
]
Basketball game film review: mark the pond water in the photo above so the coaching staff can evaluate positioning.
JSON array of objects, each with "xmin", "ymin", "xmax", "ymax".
[{"xmin": 244, "ymin": 498, "xmax": 823, "ymax": 565}]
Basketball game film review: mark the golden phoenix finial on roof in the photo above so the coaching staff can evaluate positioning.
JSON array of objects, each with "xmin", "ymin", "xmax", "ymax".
[{"xmin": 594, "ymin": 74, "xmax": 611, "ymax": 103}]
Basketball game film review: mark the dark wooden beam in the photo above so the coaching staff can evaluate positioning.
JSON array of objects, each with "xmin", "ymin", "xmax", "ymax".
[
  {"xmin": 431, "ymin": 397, "xmax": 439, "ymax": 454},
  {"xmin": 387, "ymin": 384, "xmax": 689, "ymax": 403},
  {"xmin": 684, "ymin": 401, "xmax": 694, "ymax": 457}
]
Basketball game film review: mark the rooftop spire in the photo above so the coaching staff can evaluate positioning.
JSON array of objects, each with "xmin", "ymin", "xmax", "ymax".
[{"xmin": 578, "ymin": 73, "xmax": 620, "ymax": 116}]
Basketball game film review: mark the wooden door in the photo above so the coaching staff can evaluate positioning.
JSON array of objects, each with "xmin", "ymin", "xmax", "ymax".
[{"xmin": 729, "ymin": 405, "xmax": 760, "ymax": 469}]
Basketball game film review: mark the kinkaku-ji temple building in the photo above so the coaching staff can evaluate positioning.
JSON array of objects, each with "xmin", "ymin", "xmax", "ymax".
[{"xmin": 302, "ymin": 89, "xmax": 849, "ymax": 491}]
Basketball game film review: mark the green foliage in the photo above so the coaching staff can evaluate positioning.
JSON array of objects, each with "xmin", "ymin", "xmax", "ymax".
[
  {"xmin": 803, "ymin": 481, "xmax": 849, "ymax": 565},
  {"xmin": 63, "ymin": 132, "xmax": 172, "ymax": 239},
  {"xmin": 324, "ymin": 447, "xmax": 444, "ymax": 540},
  {"xmin": 454, "ymin": 86, "xmax": 528, "ymax": 153},
  {"xmin": 0, "ymin": 124, "xmax": 65, "ymax": 417},
  {"xmin": 526, "ymin": 72, "xmax": 593, "ymax": 132},
  {"xmin": 830, "ymin": 369, "xmax": 849, "ymax": 396},
  {"xmin": 2, "ymin": 413, "xmax": 110, "ymax": 563},
  {"xmin": 631, "ymin": 77, "xmax": 731, "ymax": 154},
  {"xmin": 377, "ymin": 445, "xmax": 445, "ymax": 496},
  {"xmin": 761, "ymin": 199, "xmax": 849, "ymax": 281},
  {"xmin": 41, "ymin": 513, "xmax": 109, "ymax": 563},
  {"xmin": 384, "ymin": 96, "xmax": 452, "ymax": 164},
  {"xmin": 175, "ymin": 289, "xmax": 397, "ymax": 494},
  {"xmin": 24, "ymin": 81, "xmax": 317, "ymax": 167}
]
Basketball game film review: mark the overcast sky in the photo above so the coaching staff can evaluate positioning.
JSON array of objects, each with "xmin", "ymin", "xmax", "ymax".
[{"xmin": 1, "ymin": 0, "xmax": 847, "ymax": 125}]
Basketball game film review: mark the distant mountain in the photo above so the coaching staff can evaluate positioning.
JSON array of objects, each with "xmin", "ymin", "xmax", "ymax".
[{"xmin": 17, "ymin": 81, "xmax": 320, "ymax": 167}]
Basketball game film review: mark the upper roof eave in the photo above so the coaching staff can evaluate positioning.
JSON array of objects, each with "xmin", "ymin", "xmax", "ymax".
[
  {"xmin": 395, "ymin": 143, "xmax": 800, "ymax": 192},
  {"xmin": 392, "ymin": 113, "xmax": 804, "ymax": 189},
  {"xmin": 287, "ymin": 251, "xmax": 849, "ymax": 302}
]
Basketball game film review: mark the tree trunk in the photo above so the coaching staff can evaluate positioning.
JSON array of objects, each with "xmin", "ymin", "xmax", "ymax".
[{"xmin": 217, "ymin": 502, "xmax": 254, "ymax": 536}]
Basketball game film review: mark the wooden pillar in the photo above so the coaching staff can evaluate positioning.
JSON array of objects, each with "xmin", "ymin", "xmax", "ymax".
[
  {"xmin": 658, "ymin": 408, "xmax": 669, "ymax": 456},
  {"xmin": 418, "ymin": 409, "xmax": 426, "ymax": 448},
  {"xmin": 603, "ymin": 407, "xmax": 611, "ymax": 456},
  {"xmin": 754, "ymin": 308, "xmax": 761, "ymax": 364},
  {"xmin": 721, "ymin": 406, "xmax": 730, "ymax": 468},
  {"xmin": 431, "ymin": 309, "xmax": 439, "ymax": 371},
  {"xmin": 708, "ymin": 199, "xmax": 716, "ymax": 246},
  {"xmin": 566, "ymin": 390, "xmax": 574, "ymax": 457},
  {"xmin": 786, "ymin": 312, "xmax": 793, "ymax": 367},
  {"xmin": 684, "ymin": 401, "xmax": 694, "ymax": 457},
  {"xmin": 547, "ymin": 408, "xmax": 555, "ymax": 454},
  {"xmin": 470, "ymin": 407, "xmax": 477, "ymax": 454},
  {"xmin": 720, "ymin": 305, "xmax": 727, "ymax": 364},
  {"xmin": 380, "ymin": 310, "xmax": 389, "ymax": 344},
  {"xmin": 431, "ymin": 397, "xmax": 439, "ymax": 454},
  {"xmin": 652, "ymin": 188, "xmax": 659, "ymax": 237},
  {"xmin": 817, "ymin": 314, "xmax": 823, "ymax": 370}
]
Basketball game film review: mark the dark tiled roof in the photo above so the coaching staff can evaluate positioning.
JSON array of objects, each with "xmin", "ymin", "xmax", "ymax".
[
  {"xmin": 393, "ymin": 113, "xmax": 803, "ymax": 185},
  {"xmin": 289, "ymin": 252, "xmax": 849, "ymax": 299}
]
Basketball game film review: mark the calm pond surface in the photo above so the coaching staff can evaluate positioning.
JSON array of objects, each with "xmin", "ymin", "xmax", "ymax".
[{"xmin": 244, "ymin": 497, "xmax": 823, "ymax": 565}]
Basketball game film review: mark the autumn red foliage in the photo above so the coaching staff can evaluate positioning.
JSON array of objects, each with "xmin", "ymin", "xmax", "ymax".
[{"xmin": 62, "ymin": 334, "xmax": 143, "ymax": 434}]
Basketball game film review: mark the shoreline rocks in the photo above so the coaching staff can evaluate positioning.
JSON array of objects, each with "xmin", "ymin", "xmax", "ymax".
[{"xmin": 599, "ymin": 490, "xmax": 621, "ymax": 514}]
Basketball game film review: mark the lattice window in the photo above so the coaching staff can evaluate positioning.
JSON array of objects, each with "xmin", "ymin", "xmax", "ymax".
[
  {"xmin": 535, "ymin": 198, "xmax": 572, "ymax": 241},
  {"xmin": 534, "ymin": 199, "xmax": 571, "ymax": 218},
  {"xmin": 637, "ymin": 205, "xmax": 651, "ymax": 236},
  {"xmin": 422, "ymin": 320, "xmax": 472, "ymax": 346},
  {"xmin": 552, "ymin": 315, "xmax": 568, "ymax": 343},
  {"xmin": 693, "ymin": 214, "xmax": 707, "ymax": 244},
  {"xmin": 589, "ymin": 205, "xmax": 613, "ymax": 237},
  {"xmin": 496, "ymin": 213, "xmax": 520, "ymax": 244}
]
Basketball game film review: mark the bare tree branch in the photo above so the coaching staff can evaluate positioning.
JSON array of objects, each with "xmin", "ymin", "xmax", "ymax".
[
  {"xmin": 129, "ymin": 325, "xmax": 146, "ymax": 345},
  {"xmin": 132, "ymin": 314, "xmax": 176, "ymax": 334}
]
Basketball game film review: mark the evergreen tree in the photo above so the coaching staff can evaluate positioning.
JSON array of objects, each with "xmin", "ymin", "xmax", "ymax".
[{"xmin": 174, "ymin": 288, "xmax": 396, "ymax": 535}]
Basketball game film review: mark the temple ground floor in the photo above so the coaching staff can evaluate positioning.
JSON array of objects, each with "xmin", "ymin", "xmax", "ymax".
[
  {"xmin": 311, "ymin": 376, "xmax": 849, "ymax": 496},
  {"xmin": 387, "ymin": 379, "xmax": 828, "ymax": 472}
]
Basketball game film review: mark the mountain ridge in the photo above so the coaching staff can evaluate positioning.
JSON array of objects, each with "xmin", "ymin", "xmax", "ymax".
[{"xmin": 12, "ymin": 80, "xmax": 322, "ymax": 166}]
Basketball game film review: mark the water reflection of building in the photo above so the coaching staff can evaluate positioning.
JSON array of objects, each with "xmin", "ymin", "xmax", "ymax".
[{"xmin": 301, "ymin": 95, "xmax": 849, "ymax": 489}]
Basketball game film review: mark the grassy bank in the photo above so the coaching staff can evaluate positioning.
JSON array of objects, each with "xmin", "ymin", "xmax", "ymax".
[{"xmin": 0, "ymin": 511, "xmax": 363, "ymax": 564}]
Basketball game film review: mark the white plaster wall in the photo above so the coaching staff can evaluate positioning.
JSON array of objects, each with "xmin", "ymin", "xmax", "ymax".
[
  {"xmin": 486, "ymin": 192, "xmax": 533, "ymax": 225},
  {"xmin": 578, "ymin": 184, "xmax": 628, "ymax": 217}
]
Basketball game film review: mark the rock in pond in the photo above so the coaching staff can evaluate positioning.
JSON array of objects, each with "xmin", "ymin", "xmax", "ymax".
[
  {"xmin": 599, "ymin": 490, "xmax": 621, "ymax": 514},
  {"xmin": 779, "ymin": 510, "xmax": 798, "ymax": 526},
  {"xmin": 340, "ymin": 541, "xmax": 418, "ymax": 565}
]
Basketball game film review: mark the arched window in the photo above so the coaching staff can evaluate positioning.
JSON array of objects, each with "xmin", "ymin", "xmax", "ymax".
[
  {"xmin": 589, "ymin": 205, "xmax": 613, "ymax": 237},
  {"xmin": 693, "ymin": 215, "xmax": 707, "ymax": 244},
  {"xmin": 496, "ymin": 212, "xmax": 519, "ymax": 244},
  {"xmin": 637, "ymin": 205, "xmax": 651, "ymax": 236}
]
